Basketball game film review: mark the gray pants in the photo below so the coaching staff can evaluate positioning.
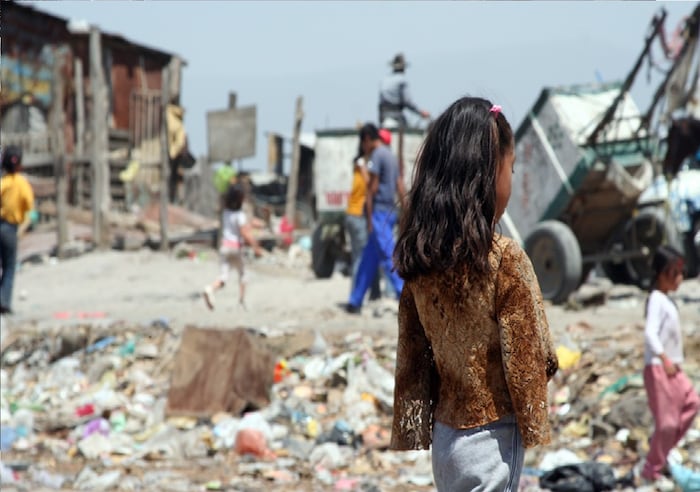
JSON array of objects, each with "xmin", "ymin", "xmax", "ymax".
[{"xmin": 432, "ymin": 415, "xmax": 524, "ymax": 492}]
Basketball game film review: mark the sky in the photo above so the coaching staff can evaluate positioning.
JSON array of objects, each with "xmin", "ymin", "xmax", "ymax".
[{"xmin": 36, "ymin": 1, "xmax": 697, "ymax": 172}]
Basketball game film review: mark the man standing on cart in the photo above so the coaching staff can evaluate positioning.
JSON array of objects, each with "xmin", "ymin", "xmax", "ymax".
[{"xmin": 378, "ymin": 53, "xmax": 430, "ymax": 130}]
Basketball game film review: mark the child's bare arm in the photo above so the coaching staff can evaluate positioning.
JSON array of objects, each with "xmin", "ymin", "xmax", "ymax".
[
  {"xmin": 240, "ymin": 223, "xmax": 264, "ymax": 257},
  {"xmin": 250, "ymin": 217, "xmax": 267, "ymax": 229}
]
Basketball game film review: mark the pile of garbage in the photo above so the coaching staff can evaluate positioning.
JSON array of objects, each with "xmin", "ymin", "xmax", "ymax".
[
  {"xmin": 0, "ymin": 322, "xmax": 433, "ymax": 491},
  {"xmin": 1, "ymin": 303, "xmax": 699, "ymax": 491}
]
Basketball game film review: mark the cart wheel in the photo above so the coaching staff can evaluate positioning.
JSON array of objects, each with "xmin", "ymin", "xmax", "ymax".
[
  {"xmin": 685, "ymin": 214, "xmax": 700, "ymax": 278},
  {"xmin": 524, "ymin": 220, "xmax": 582, "ymax": 304},
  {"xmin": 311, "ymin": 223, "xmax": 338, "ymax": 279},
  {"xmin": 601, "ymin": 228, "xmax": 633, "ymax": 285},
  {"xmin": 623, "ymin": 207, "xmax": 683, "ymax": 289}
]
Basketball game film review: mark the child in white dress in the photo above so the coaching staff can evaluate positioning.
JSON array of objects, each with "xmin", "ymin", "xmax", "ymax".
[{"xmin": 203, "ymin": 183, "xmax": 264, "ymax": 309}]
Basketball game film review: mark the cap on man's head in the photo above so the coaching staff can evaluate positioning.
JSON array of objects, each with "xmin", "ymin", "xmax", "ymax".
[
  {"xmin": 378, "ymin": 128, "xmax": 392, "ymax": 145},
  {"xmin": 390, "ymin": 53, "xmax": 407, "ymax": 71}
]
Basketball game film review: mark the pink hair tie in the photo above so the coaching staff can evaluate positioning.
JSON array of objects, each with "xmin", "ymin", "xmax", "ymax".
[{"xmin": 489, "ymin": 104, "xmax": 502, "ymax": 116}]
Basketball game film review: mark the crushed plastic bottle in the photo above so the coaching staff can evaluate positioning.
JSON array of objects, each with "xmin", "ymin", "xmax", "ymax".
[
  {"xmin": 319, "ymin": 420, "xmax": 355, "ymax": 447},
  {"xmin": 12, "ymin": 409, "xmax": 34, "ymax": 438},
  {"xmin": 30, "ymin": 468, "xmax": 66, "ymax": 489},
  {"xmin": 85, "ymin": 336, "xmax": 116, "ymax": 354},
  {"xmin": 0, "ymin": 461, "xmax": 18, "ymax": 483}
]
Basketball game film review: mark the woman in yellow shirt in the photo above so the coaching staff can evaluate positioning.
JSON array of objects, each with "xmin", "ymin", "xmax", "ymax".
[
  {"xmin": 345, "ymin": 143, "xmax": 381, "ymax": 300},
  {"xmin": 1, "ymin": 146, "xmax": 34, "ymax": 314}
]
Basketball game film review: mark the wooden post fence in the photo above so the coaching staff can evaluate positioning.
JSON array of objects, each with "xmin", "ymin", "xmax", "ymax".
[
  {"xmin": 89, "ymin": 27, "xmax": 111, "ymax": 249},
  {"xmin": 74, "ymin": 57, "xmax": 85, "ymax": 208},
  {"xmin": 159, "ymin": 62, "xmax": 172, "ymax": 251},
  {"xmin": 51, "ymin": 47, "xmax": 68, "ymax": 256},
  {"xmin": 285, "ymin": 96, "xmax": 303, "ymax": 227}
]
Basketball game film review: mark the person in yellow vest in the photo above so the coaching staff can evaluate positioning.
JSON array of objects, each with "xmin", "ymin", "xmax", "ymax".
[
  {"xmin": 345, "ymin": 142, "xmax": 381, "ymax": 300},
  {"xmin": 0, "ymin": 146, "xmax": 34, "ymax": 314}
]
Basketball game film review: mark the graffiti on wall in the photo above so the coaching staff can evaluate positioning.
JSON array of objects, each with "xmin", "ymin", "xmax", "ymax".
[{"xmin": 0, "ymin": 45, "xmax": 55, "ymax": 109}]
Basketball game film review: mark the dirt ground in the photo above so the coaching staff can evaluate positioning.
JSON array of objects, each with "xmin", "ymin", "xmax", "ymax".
[
  {"xmin": 4, "ymin": 244, "xmax": 700, "ymax": 339},
  {"xmin": 4, "ymin": 246, "xmax": 398, "ymax": 337}
]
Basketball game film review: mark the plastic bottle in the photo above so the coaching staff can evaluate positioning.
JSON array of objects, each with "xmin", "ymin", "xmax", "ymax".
[
  {"xmin": 31, "ymin": 469, "xmax": 66, "ymax": 489},
  {"xmin": 12, "ymin": 409, "xmax": 34, "ymax": 438}
]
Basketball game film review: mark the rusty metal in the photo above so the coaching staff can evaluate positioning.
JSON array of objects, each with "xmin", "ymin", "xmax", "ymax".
[{"xmin": 587, "ymin": 8, "xmax": 667, "ymax": 146}]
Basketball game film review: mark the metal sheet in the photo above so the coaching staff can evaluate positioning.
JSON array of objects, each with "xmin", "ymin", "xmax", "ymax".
[
  {"xmin": 313, "ymin": 129, "xmax": 424, "ymax": 214},
  {"xmin": 206, "ymin": 106, "xmax": 257, "ymax": 161},
  {"xmin": 503, "ymin": 84, "xmax": 645, "ymax": 242}
]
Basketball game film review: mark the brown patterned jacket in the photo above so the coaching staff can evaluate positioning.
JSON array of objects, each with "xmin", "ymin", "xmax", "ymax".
[{"xmin": 390, "ymin": 235, "xmax": 558, "ymax": 450}]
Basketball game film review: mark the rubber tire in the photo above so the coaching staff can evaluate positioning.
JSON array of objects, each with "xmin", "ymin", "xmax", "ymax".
[
  {"xmin": 311, "ymin": 223, "xmax": 337, "ymax": 279},
  {"xmin": 623, "ymin": 207, "xmax": 683, "ymax": 290},
  {"xmin": 524, "ymin": 220, "xmax": 582, "ymax": 304},
  {"xmin": 601, "ymin": 226, "xmax": 634, "ymax": 285},
  {"xmin": 685, "ymin": 214, "xmax": 700, "ymax": 278}
]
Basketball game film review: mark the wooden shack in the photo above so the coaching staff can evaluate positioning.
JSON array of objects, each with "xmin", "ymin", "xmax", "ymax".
[{"xmin": 1, "ymin": 0, "xmax": 186, "ymax": 220}]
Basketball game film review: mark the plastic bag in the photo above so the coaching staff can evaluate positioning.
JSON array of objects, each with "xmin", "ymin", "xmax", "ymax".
[
  {"xmin": 539, "ymin": 462, "xmax": 617, "ymax": 492},
  {"xmin": 670, "ymin": 461, "xmax": 700, "ymax": 492}
]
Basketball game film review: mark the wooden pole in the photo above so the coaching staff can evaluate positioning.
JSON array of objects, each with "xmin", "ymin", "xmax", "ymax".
[
  {"xmin": 159, "ymin": 62, "xmax": 171, "ymax": 251},
  {"xmin": 285, "ymin": 96, "xmax": 303, "ymax": 227},
  {"xmin": 74, "ymin": 57, "xmax": 85, "ymax": 208},
  {"xmin": 89, "ymin": 27, "xmax": 111, "ymax": 249},
  {"xmin": 52, "ymin": 48, "xmax": 69, "ymax": 257}
]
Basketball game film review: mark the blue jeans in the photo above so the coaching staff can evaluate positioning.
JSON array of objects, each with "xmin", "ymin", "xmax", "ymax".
[
  {"xmin": 0, "ymin": 220, "xmax": 19, "ymax": 311},
  {"xmin": 345, "ymin": 213, "xmax": 381, "ymax": 300},
  {"xmin": 348, "ymin": 210, "xmax": 403, "ymax": 307}
]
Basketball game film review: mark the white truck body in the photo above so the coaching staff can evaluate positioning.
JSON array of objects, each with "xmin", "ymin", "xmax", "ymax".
[
  {"xmin": 313, "ymin": 128, "xmax": 426, "ymax": 215},
  {"xmin": 309, "ymin": 127, "xmax": 426, "ymax": 278}
]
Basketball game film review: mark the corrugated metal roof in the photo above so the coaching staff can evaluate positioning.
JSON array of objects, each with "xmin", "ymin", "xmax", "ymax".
[{"xmin": 12, "ymin": 1, "xmax": 187, "ymax": 64}]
